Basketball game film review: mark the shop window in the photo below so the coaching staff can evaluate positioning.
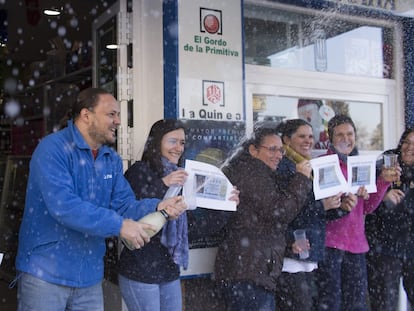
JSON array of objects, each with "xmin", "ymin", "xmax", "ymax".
[
  {"xmin": 252, "ymin": 94, "xmax": 383, "ymax": 153},
  {"xmin": 244, "ymin": 3, "xmax": 395, "ymax": 79}
]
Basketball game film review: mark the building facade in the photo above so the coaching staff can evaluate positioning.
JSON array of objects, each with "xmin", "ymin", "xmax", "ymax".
[{"xmin": 1, "ymin": 0, "xmax": 414, "ymax": 310}]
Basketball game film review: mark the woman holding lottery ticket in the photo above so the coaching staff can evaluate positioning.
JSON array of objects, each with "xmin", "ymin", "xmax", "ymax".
[{"xmin": 314, "ymin": 115, "xmax": 400, "ymax": 311}]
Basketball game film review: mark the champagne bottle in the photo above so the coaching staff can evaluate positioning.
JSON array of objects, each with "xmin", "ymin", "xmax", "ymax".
[
  {"xmin": 121, "ymin": 185, "xmax": 181, "ymax": 250},
  {"xmin": 138, "ymin": 209, "xmax": 169, "ymax": 237},
  {"xmin": 121, "ymin": 209, "xmax": 169, "ymax": 250}
]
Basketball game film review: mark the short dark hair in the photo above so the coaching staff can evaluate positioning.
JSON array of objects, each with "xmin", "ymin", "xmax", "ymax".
[
  {"xmin": 58, "ymin": 88, "xmax": 111, "ymax": 129},
  {"xmin": 72, "ymin": 88, "xmax": 111, "ymax": 120},
  {"xmin": 142, "ymin": 119, "xmax": 187, "ymax": 177},
  {"xmin": 327, "ymin": 114, "xmax": 356, "ymax": 140}
]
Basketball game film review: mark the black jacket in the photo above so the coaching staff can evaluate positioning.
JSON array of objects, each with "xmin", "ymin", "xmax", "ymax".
[
  {"xmin": 118, "ymin": 161, "xmax": 180, "ymax": 283},
  {"xmin": 366, "ymin": 150, "xmax": 414, "ymax": 259}
]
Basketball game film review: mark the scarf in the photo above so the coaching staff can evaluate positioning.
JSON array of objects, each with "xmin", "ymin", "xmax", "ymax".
[
  {"xmin": 160, "ymin": 157, "xmax": 189, "ymax": 269},
  {"xmin": 328, "ymin": 143, "xmax": 359, "ymax": 164}
]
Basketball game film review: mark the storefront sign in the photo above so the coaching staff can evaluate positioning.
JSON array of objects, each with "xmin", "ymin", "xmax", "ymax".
[
  {"xmin": 178, "ymin": 0, "xmax": 244, "ymax": 121},
  {"xmin": 330, "ymin": 0, "xmax": 395, "ymax": 10}
]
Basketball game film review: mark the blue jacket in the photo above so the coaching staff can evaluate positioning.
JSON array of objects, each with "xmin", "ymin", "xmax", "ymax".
[{"xmin": 16, "ymin": 121, "xmax": 159, "ymax": 287}]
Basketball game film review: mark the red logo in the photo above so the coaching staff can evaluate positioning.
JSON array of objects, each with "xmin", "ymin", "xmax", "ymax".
[
  {"xmin": 206, "ymin": 84, "xmax": 221, "ymax": 104},
  {"xmin": 203, "ymin": 14, "xmax": 220, "ymax": 34},
  {"xmin": 200, "ymin": 8, "xmax": 222, "ymax": 35}
]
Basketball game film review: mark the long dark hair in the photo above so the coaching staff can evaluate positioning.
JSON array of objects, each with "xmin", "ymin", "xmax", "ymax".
[
  {"xmin": 276, "ymin": 118, "xmax": 312, "ymax": 142},
  {"xmin": 141, "ymin": 119, "xmax": 187, "ymax": 177},
  {"xmin": 396, "ymin": 127, "xmax": 414, "ymax": 155}
]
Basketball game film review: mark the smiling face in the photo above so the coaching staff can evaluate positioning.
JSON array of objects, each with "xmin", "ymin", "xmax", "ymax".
[
  {"xmin": 284, "ymin": 124, "xmax": 314, "ymax": 158},
  {"xmin": 331, "ymin": 123, "xmax": 356, "ymax": 156},
  {"xmin": 86, "ymin": 94, "xmax": 120, "ymax": 148},
  {"xmin": 160, "ymin": 129, "xmax": 186, "ymax": 164},
  {"xmin": 401, "ymin": 131, "xmax": 414, "ymax": 166},
  {"xmin": 249, "ymin": 134, "xmax": 284, "ymax": 171}
]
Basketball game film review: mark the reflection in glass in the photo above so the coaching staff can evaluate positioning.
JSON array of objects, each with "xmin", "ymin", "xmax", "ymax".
[
  {"xmin": 0, "ymin": 156, "xmax": 30, "ymax": 281},
  {"xmin": 96, "ymin": 16, "xmax": 117, "ymax": 96},
  {"xmin": 244, "ymin": 3, "xmax": 394, "ymax": 78},
  {"xmin": 313, "ymin": 29, "xmax": 327, "ymax": 72},
  {"xmin": 253, "ymin": 94, "xmax": 383, "ymax": 152}
]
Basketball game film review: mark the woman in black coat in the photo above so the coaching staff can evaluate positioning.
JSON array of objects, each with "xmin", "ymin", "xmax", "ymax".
[
  {"xmin": 214, "ymin": 122, "xmax": 313, "ymax": 311},
  {"xmin": 118, "ymin": 119, "xmax": 189, "ymax": 311},
  {"xmin": 366, "ymin": 127, "xmax": 414, "ymax": 311}
]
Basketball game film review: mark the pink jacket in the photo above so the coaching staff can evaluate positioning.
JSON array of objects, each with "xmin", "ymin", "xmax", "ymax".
[{"xmin": 324, "ymin": 153, "xmax": 390, "ymax": 254}]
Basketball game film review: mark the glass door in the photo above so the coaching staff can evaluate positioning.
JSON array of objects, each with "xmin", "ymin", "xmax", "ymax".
[
  {"xmin": 92, "ymin": 3, "xmax": 130, "ymax": 310},
  {"xmin": 92, "ymin": 1, "xmax": 120, "ymax": 95},
  {"xmin": 93, "ymin": 0, "xmax": 132, "ymax": 168}
]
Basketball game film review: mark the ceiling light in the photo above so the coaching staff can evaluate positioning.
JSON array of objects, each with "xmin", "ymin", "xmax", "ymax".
[
  {"xmin": 43, "ymin": 8, "xmax": 61, "ymax": 16},
  {"xmin": 106, "ymin": 44, "xmax": 118, "ymax": 49}
]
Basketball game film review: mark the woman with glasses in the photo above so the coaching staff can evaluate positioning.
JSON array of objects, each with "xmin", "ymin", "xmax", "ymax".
[
  {"xmin": 274, "ymin": 119, "xmax": 344, "ymax": 311},
  {"xmin": 366, "ymin": 127, "xmax": 414, "ymax": 311},
  {"xmin": 214, "ymin": 122, "xmax": 313, "ymax": 310}
]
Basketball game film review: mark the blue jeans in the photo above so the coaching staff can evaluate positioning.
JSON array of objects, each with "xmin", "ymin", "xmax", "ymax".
[
  {"xmin": 118, "ymin": 274, "xmax": 182, "ymax": 311},
  {"xmin": 221, "ymin": 281, "xmax": 275, "ymax": 311},
  {"xmin": 17, "ymin": 272, "xmax": 103, "ymax": 311},
  {"xmin": 316, "ymin": 248, "xmax": 368, "ymax": 311}
]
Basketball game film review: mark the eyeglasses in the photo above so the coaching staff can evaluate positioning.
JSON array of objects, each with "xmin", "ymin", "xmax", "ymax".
[
  {"xmin": 402, "ymin": 140, "xmax": 414, "ymax": 147},
  {"xmin": 259, "ymin": 145, "xmax": 286, "ymax": 155}
]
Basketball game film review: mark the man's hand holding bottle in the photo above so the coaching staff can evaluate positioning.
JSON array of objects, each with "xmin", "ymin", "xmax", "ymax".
[{"xmin": 121, "ymin": 196, "xmax": 187, "ymax": 250}]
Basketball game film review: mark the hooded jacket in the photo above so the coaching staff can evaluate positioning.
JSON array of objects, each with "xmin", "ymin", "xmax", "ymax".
[{"xmin": 16, "ymin": 120, "xmax": 158, "ymax": 287}]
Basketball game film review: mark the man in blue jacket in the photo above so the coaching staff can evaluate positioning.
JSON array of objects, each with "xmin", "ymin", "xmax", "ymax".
[{"xmin": 15, "ymin": 87, "xmax": 187, "ymax": 311}]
